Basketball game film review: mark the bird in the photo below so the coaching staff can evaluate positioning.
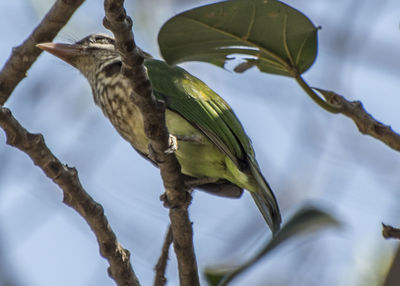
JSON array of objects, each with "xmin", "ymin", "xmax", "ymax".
[{"xmin": 36, "ymin": 34, "xmax": 282, "ymax": 234}]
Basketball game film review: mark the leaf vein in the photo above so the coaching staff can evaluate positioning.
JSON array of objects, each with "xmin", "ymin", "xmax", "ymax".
[
  {"xmin": 282, "ymin": 10, "xmax": 295, "ymax": 75},
  {"xmin": 244, "ymin": 2, "xmax": 256, "ymax": 40},
  {"xmin": 182, "ymin": 15, "xmax": 289, "ymax": 69}
]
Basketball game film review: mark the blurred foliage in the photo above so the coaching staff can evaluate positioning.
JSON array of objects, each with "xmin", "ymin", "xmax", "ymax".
[{"xmin": 204, "ymin": 206, "xmax": 340, "ymax": 285}]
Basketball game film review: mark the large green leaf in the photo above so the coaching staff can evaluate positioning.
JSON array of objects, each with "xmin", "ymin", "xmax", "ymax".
[
  {"xmin": 158, "ymin": 0, "xmax": 318, "ymax": 77},
  {"xmin": 204, "ymin": 206, "xmax": 340, "ymax": 286}
]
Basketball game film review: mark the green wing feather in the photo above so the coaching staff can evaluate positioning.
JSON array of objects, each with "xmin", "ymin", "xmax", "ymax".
[
  {"xmin": 145, "ymin": 59, "xmax": 281, "ymax": 233},
  {"xmin": 145, "ymin": 59, "xmax": 251, "ymax": 165}
]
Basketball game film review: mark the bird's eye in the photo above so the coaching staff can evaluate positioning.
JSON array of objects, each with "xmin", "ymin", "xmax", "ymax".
[{"xmin": 94, "ymin": 35, "xmax": 105, "ymax": 41}]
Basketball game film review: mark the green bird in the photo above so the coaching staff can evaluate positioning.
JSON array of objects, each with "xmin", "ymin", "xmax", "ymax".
[{"xmin": 37, "ymin": 34, "xmax": 281, "ymax": 234}]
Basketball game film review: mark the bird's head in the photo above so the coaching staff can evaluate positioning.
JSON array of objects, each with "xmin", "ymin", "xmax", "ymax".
[{"xmin": 37, "ymin": 34, "xmax": 151, "ymax": 81}]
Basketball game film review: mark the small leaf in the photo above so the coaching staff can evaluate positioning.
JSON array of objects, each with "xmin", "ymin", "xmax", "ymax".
[
  {"xmin": 204, "ymin": 206, "xmax": 340, "ymax": 286},
  {"xmin": 158, "ymin": 0, "xmax": 318, "ymax": 77}
]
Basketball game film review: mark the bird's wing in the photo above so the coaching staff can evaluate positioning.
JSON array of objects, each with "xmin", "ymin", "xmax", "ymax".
[
  {"xmin": 145, "ymin": 59, "xmax": 254, "ymax": 168},
  {"xmin": 146, "ymin": 59, "xmax": 282, "ymax": 233}
]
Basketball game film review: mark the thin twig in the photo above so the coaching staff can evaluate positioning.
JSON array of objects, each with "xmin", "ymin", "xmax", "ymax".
[
  {"xmin": 383, "ymin": 223, "xmax": 400, "ymax": 240},
  {"xmin": 294, "ymin": 76, "xmax": 400, "ymax": 152},
  {"xmin": 154, "ymin": 225, "xmax": 173, "ymax": 286},
  {"xmin": 295, "ymin": 74, "xmax": 343, "ymax": 114},
  {"xmin": 0, "ymin": 107, "xmax": 140, "ymax": 286},
  {"xmin": 0, "ymin": 0, "xmax": 85, "ymax": 105},
  {"xmin": 103, "ymin": 1, "xmax": 200, "ymax": 285},
  {"xmin": 315, "ymin": 88, "xmax": 400, "ymax": 152}
]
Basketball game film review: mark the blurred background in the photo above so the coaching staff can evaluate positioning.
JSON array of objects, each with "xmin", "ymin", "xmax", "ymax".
[{"xmin": 0, "ymin": 0, "xmax": 399, "ymax": 285}]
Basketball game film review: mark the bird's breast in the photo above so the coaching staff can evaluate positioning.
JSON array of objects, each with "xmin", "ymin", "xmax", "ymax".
[{"xmin": 94, "ymin": 74, "xmax": 150, "ymax": 154}]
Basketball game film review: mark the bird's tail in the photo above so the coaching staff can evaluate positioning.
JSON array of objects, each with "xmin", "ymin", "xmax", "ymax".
[{"xmin": 248, "ymin": 158, "xmax": 282, "ymax": 235}]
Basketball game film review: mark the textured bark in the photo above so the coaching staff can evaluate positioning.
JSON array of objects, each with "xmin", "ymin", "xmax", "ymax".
[
  {"xmin": 154, "ymin": 225, "xmax": 173, "ymax": 286},
  {"xmin": 316, "ymin": 88, "xmax": 400, "ymax": 152},
  {"xmin": 103, "ymin": 1, "xmax": 200, "ymax": 285},
  {"xmin": 0, "ymin": 107, "xmax": 140, "ymax": 286}
]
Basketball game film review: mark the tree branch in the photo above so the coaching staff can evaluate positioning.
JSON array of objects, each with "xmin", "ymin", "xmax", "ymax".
[
  {"xmin": 154, "ymin": 225, "xmax": 173, "ymax": 286},
  {"xmin": 0, "ymin": 107, "xmax": 140, "ymax": 286},
  {"xmin": 315, "ymin": 88, "xmax": 400, "ymax": 152},
  {"xmin": 383, "ymin": 224, "xmax": 400, "ymax": 240},
  {"xmin": 102, "ymin": 1, "xmax": 200, "ymax": 286},
  {"xmin": 0, "ymin": 0, "xmax": 85, "ymax": 106}
]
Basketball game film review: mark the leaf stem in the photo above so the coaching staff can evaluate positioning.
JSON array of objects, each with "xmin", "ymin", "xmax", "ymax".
[{"xmin": 294, "ymin": 74, "xmax": 342, "ymax": 113}]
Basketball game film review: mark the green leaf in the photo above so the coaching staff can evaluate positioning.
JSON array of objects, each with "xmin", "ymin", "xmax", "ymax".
[
  {"xmin": 204, "ymin": 206, "xmax": 340, "ymax": 286},
  {"xmin": 158, "ymin": 0, "xmax": 318, "ymax": 77}
]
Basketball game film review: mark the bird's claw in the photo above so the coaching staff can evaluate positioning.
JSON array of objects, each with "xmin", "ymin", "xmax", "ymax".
[
  {"xmin": 147, "ymin": 134, "xmax": 180, "ymax": 163},
  {"xmin": 165, "ymin": 135, "xmax": 178, "ymax": 154}
]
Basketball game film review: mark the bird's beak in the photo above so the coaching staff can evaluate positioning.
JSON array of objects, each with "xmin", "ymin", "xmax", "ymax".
[{"xmin": 36, "ymin": 43, "xmax": 83, "ymax": 65}]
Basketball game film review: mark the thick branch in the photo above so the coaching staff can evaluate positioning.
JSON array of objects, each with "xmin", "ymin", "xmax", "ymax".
[
  {"xmin": 103, "ymin": 1, "xmax": 200, "ymax": 286},
  {"xmin": 0, "ymin": 0, "xmax": 85, "ymax": 105},
  {"xmin": 0, "ymin": 107, "xmax": 140, "ymax": 286},
  {"xmin": 154, "ymin": 225, "xmax": 173, "ymax": 286},
  {"xmin": 316, "ymin": 88, "xmax": 400, "ymax": 152},
  {"xmin": 102, "ymin": 0, "xmax": 188, "ymax": 206}
]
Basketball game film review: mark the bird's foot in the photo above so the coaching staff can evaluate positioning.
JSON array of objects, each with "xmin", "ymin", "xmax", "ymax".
[
  {"xmin": 164, "ymin": 135, "xmax": 178, "ymax": 154},
  {"xmin": 163, "ymin": 134, "xmax": 203, "ymax": 155}
]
